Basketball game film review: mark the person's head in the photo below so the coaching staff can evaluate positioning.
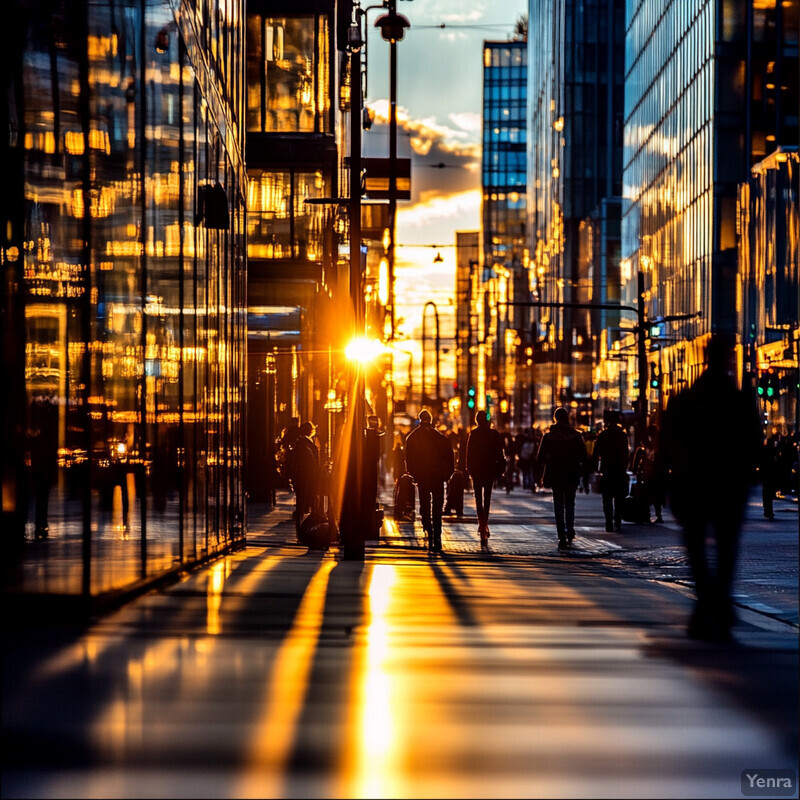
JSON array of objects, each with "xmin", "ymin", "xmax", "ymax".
[
  {"xmin": 604, "ymin": 409, "xmax": 621, "ymax": 426},
  {"xmin": 418, "ymin": 409, "xmax": 432, "ymax": 425},
  {"xmin": 553, "ymin": 407, "xmax": 570, "ymax": 425},
  {"xmin": 476, "ymin": 410, "xmax": 489, "ymax": 427},
  {"xmin": 299, "ymin": 420, "xmax": 315, "ymax": 437},
  {"xmin": 367, "ymin": 414, "xmax": 380, "ymax": 429},
  {"xmin": 290, "ymin": 416, "xmax": 299, "ymax": 426}
]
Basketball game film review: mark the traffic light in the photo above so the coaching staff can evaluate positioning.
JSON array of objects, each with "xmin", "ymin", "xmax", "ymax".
[
  {"xmin": 467, "ymin": 385, "xmax": 476, "ymax": 409},
  {"xmin": 649, "ymin": 362, "xmax": 660, "ymax": 389},
  {"xmin": 758, "ymin": 370, "xmax": 776, "ymax": 399}
]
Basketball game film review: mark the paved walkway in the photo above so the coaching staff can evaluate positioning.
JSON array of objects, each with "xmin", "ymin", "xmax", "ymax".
[{"xmin": 2, "ymin": 488, "xmax": 797, "ymax": 799}]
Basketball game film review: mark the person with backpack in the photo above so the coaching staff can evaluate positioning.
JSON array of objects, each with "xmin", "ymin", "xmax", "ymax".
[
  {"xmin": 404, "ymin": 409, "xmax": 454, "ymax": 553},
  {"xmin": 536, "ymin": 407, "xmax": 586, "ymax": 550},
  {"xmin": 466, "ymin": 410, "xmax": 507, "ymax": 549}
]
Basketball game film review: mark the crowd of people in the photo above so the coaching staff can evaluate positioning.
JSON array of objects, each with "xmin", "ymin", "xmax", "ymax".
[{"xmin": 273, "ymin": 340, "xmax": 796, "ymax": 643}]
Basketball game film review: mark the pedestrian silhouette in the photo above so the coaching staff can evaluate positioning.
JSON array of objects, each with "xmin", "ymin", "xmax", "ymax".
[
  {"xmin": 760, "ymin": 429, "xmax": 782, "ymax": 520},
  {"xmin": 364, "ymin": 415, "xmax": 385, "ymax": 537},
  {"xmin": 536, "ymin": 407, "xmax": 586, "ymax": 550},
  {"xmin": 592, "ymin": 409, "xmax": 630, "ymax": 531},
  {"xmin": 631, "ymin": 424, "xmax": 664, "ymax": 523},
  {"xmin": 288, "ymin": 421, "xmax": 320, "ymax": 529},
  {"xmin": 27, "ymin": 391, "xmax": 59, "ymax": 539},
  {"xmin": 404, "ymin": 409, "xmax": 454, "ymax": 553},
  {"xmin": 657, "ymin": 335, "xmax": 762, "ymax": 642},
  {"xmin": 466, "ymin": 410, "xmax": 506, "ymax": 550}
]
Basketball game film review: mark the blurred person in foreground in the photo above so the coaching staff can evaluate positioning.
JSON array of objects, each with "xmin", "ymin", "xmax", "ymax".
[{"xmin": 657, "ymin": 335, "xmax": 761, "ymax": 642}]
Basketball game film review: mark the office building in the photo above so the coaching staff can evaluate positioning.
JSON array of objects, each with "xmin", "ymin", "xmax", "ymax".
[{"xmin": 1, "ymin": 0, "xmax": 247, "ymax": 604}]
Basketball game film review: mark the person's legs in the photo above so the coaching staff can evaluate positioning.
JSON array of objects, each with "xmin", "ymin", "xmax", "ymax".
[
  {"xmin": 474, "ymin": 482, "xmax": 487, "ymax": 530},
  {"xmin": 431, "ymin": 483, "xmax": 445, "ymax": 551},
  {"xmin": 682, "ymin": 517, "xmax": 714, "ymax": 638},
  {"xmin": 601, "ymin": 489, "xmax": 614, "ymax": 531},
  {"xmin": 552, "ymin": 486, "xmax": 567, "ymax": 548},
  {"xmin": 712, "ymin": 503, "xmax": 744, "ymax": 637},
  {"xmin": 418, "ymin": 482, "xmax": 433, "ymax": 548},
  {"xmin": 564, "ymin": 484, "xmax": 577, "ymax": 542},
  {"xmin": 482, "ymin": 483, "xmax": 493, "ymax": 535}
]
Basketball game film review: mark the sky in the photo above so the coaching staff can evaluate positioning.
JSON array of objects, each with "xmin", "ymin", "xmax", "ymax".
[{"xmin": 360, "ymin": 0, "xmax": 528, "ymax": 393}]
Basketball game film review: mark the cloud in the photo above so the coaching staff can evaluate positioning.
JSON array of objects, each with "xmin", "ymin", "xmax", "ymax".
[
  {"xmin": 448, "ymin": 111, "xmax": 481, "ymax": 133},
  {"xmin": 397, "ymin": 189, "xmax": 480, "ymax": 233},
  {"xmin": 363, "ymin": 104, "xmax": 481, "ymax": 202},
  {"xmin": 366, "ymin": 100, "xmax": 478, "ymax": 154}
]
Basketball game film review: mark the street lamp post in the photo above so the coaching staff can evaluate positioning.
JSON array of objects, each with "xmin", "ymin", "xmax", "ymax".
[
  {"xmin": 340, "ymin": 9, "xmax": 366, "ymax": 561},
  {"xmin": 421, "ymin": 301, "xmax": 441, "ymax": 409},
  {"xmin": 375, "ymin": 0, "xmax": 410, "ymax": 483}
]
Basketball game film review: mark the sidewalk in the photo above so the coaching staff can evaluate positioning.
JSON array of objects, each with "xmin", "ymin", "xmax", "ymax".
[{"xmin": 2, "ymin": 487, "xmax": 797, "ymax": 799}]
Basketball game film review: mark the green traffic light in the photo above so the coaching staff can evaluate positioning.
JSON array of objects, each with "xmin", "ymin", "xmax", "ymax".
[
  {"xmin": 467, "ymin": 399, "xmax": 475, "ymax": 409},
  {"xmin": 758, "ymin": 385, "xmax": 765, "ymax": 396},
  {"xmin": 766, "ymin": 386, "xmax": 775, "ymax": 398}
]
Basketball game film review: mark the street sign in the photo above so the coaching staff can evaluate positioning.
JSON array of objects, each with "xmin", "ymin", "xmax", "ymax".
[{"xmin": 362, "ymin": 157, "xmax": 411, "ymax": 200}]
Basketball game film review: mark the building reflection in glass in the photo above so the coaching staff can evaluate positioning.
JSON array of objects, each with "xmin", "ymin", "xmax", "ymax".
[{"xmin": 2, "ymin": 0, "xmax": 247, "ymax": 600}]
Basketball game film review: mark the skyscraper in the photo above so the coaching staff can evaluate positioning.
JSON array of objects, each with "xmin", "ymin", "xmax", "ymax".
[{"xmin": 527, "ymin": 0, "xmax": 626, "ymax": 424}]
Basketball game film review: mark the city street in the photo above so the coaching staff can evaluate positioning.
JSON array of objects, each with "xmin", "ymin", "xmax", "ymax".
[{"xmin": 2, "ymin": 484, "xmax": 797, "ymax": 799}]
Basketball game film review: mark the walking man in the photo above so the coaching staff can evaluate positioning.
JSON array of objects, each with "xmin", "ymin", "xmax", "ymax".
[
  {"xmin": 657, "ymin": 335, "xmax": 761, "ymax": 642},
  {"xmin": 592, "ymin": 409, "xmax": 630, "ymax": 532},
  {"xmin": 404, "ymin": 409, "xmax": 454, "ymax": 553},
  {"xmin": 466, "ymin": 410, "xmax": 507, "ymax": 549},
  {"xmin": 536, "ymin": 407, "xmax": 586, "ymax": 550}
]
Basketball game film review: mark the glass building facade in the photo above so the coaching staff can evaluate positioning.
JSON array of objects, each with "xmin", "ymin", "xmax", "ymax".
[
  {"xmin": 482, "ymin": 39, "xmax": 527, "ymax": 423},
  {"xmin": 738, "ymin": 147, "xmax": 799, "ymax": 435},
  {"xmin": 621, "ymin": 0, "xmax": 798, "ymax": 411},
  {"xmin": 527, "ymin": 0, "xmax": 626, "ymax": 424},
  {"xmin": 1, "ymin": 0, "xmax": 247, "ymax": 604},
  {"xmin": 482, "ymin": 41, "xmax": 527, "ymax": 271}
]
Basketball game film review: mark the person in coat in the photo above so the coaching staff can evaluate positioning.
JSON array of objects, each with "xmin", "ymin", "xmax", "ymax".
[
  {"xmin": 289, "ymin": 420, "xmax": 320, "ymax": 528},
  {"xmin": 404, "ymin": 409, "xmax": 454, "ymax": 553},
  {"xmin": 657, "ymin": 335, "xmax": 761, "ymax": 642},
  {"xmin": 466, "ymin": 410, "xmax": 506, "ymax": 549},
  {"xmin": 536, "ymin": 407, "xmax": 586, "ymax": 550},
  {"xmin": 592, "ymin": 409, "xmax": 630, "ymax": 532}
]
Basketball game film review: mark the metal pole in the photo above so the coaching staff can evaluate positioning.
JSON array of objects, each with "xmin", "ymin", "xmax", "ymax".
[
  {"xmin": 385, "ymin": 0, "xmax": 399, "ymax": 480},
  {"xmin": 342, "ymin": 15, "xmax": 365, "ymax": 560},
  {"xmin": 636, "ymin": 269, "xmax": 648, "ymax": 446}
]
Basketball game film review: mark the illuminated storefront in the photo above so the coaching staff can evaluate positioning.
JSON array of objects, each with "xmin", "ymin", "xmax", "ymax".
[{"xmin": 2, "ymin": 0, "xmax": 246, "ymax": 604}]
